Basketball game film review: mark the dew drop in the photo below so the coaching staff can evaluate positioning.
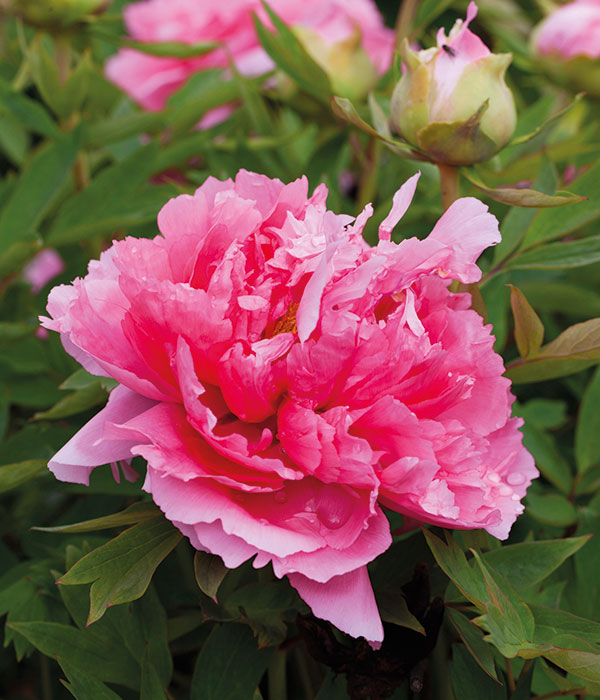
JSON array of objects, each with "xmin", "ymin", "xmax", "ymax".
[
  {"xmin": 487, "ymin": 473, "xmax": 501, "ymax": 484},
  {"xmin": 506, "ymin": 472, "xmax": 526, "ymax": 486},
  {"xmin": 499, "ymin": 485, "xmax": 513, "ymax": 497},
  {"xmin": 315, "ymin": 484, "xmax": 353, "ymax": 530},
  {"xmin": 511, "ymin": 494, "xmax": 521, "ymax": 501}
]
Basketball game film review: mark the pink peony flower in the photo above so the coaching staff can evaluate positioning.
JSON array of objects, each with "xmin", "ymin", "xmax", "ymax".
[
  {"xmin": 532, "ymin": 0, "xmax": 600, "ymax": 60},
  {"xmin": 105, "ymin": 0, "xmax": 394, "ymax": 112},
  {"xmin": 23, "ymin": 249, "xmax": 65, "ymax": 294},
  {"xmin": 42, "ymin": 170, "xmax": 537, "ymax": 644}
]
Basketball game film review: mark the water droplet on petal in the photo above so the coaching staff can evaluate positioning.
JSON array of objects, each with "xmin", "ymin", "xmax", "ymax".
[
  {"xmin": 499, "ymin": 485, "xmax": 513, "ymax": 497},
  {"xmin": 315, "ymin": 483, "xmax": 353, "ymax": 530},
  {"xmin": 487, "ymin": 473, "xmax": 501, "ymax": 484},
  {"xmin": 506, "ymin": 472, "xmax": 526, "ymax": 486},
  {"xmin": 511, "ymin": 493, "xmax": 521, "ymax": 501}
]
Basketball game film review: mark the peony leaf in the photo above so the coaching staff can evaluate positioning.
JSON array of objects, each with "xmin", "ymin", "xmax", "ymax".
[
  {"xmin": 0, "ymin": 77, "xmax": 58, "ymax": 138},
  {"xmin": 422, "ymin": 530, "xmax": 487, "ymax": 607},
  {"xmin": 194, "ymin": 551, "xmax": 229, "ymax": 602},
  {"xmin": 526, "ymin": 492, "xmax": 578, "ymax": 527},
  {"xmin": 0, "ymin": 459, "xmax": 47, "ymax": 494},
  {"xmin": 0, "ymin": 130, "xmax": 81, "ymax": 250},
  {"xmin": 61, "ymin": 667, "xmax": 123, "ymax": 700},
  {"xmin": 450, "ymin": 644, "xmax": 505, "ymax": 700},
  {"xmin": 6, "ymin": 621, "xmax": 140, "ymax": 689},
  {"xmin": 508, "ymin": 92, "xmax": 584, "ymax": 146},
  {"xmin": 505, "ymin": 318, "xmax": 600, "ymax": 383},
  {"xmin": 191, "ymin": 623, "xmax": 272, "ymax": 700},
  {"xmin": 446, "ymin": 609, "xmax": 499, "ymax": 681},
  {"xmin": 253, "ymin": 2, "xmax": 331, "ymax": 102},
  {"xmin": 575, "ymin": 367, "xmax": 600, "ymax": 474},
  {"xmin": 33, "ymin": 502, "xmax": 159, "ymax": 533},
  {"xmin": 520, "ymin": 423, "xmax": 573, "ymax": 494},
  {"xmin": 462, "ymin": 167, "xmax": 586, "ymax": 207},
  {"xmin": 331, "ymin": 96, "xmax": 422, "ymax": 159},
  {"xmin": 376, "ymin": 588, "xmax": 425, "ymax": 636},
  {"xmin": 483, "ymin": 537, "xmax": 589, "ymax": 592},
  {"xmin": 141, "ymin": 646, "xmax": 168, "ymax": 700},
  {"xmin": 32, "ymin": 382, "xmax": 108, "ymax": 421},
  {"xmin": 112, "ymin": 37, "xmax": 218, "ymax": 58},
  {"xmin": 58, "ymin": 517, "xmax": 182, "ymax": 624},
  {"xmin": 508, "ymin": 285, "xmax": 544, "ymax": 359},
  {"xmin": 521, "ymin": 162, "xmax": 600, "ymax": 249},
  {"xmin": 531, "ymin": 605, "xmax": 600, "ymax": 645},
  {"xmin": 83, "ymin": 112, "xmax": 167, "ymax": 148},
  {"xmin": 507, "ymin": 235, "xmax": 600, "ymax": 271}
]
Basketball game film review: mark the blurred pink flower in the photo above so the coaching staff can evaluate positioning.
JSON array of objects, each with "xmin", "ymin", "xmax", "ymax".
[
  {"xmin": 533, "ymin": 0, "xmax": 600, "ymax": 60},
  {"xmin": 23, "ymin": 249, "xmax": 64, "ymax": 294},
  {"xmin": 105, "ymin": 0, "xmax": 393, "ymax": 112},
  {"xmin": 42, "ymin": 170, "xmax": 536, "ymax": 644}
]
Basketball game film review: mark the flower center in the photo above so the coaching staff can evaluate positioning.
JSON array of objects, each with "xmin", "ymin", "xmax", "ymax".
[{"xmin": 270, "ymin": 302, "xmax": 299, "ymax": 337}]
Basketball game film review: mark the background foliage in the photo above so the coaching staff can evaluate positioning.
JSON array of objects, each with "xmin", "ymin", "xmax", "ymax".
[{"xmin": 1, "ymin": 0, "xmax": 600, "ymax": 698}]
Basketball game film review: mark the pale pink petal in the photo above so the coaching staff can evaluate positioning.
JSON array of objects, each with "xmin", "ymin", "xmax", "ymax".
[
  {"xmin": 288, "ymin": 567, "xmax": 384, "ymax": 644},
  {"xmin": 378, "ymin": 173, "xmax": 420, "ymax": 241}
]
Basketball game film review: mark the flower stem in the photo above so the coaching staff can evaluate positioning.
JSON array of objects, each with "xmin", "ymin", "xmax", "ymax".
[
  {"xmin": 532, "ymin": 689, "xmax": 586, "ymax": 700},
  {"xmin": 505, "ymin": 658, "xmax": 516, "ymax": 693},
  {"xmin": 438, "ymin": 164, "xmax": 460, "ymax": 211},
  {"xmin": 268, "ymin": 648, "xmax": 287, "ymax": 700},
  {"xmin": 395, "ymin": 0, "xmax": 420, "ymax": 51}
]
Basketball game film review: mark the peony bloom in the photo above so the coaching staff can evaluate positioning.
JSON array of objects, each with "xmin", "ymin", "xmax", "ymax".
[
  {"xmin": 23, "ymin": 249, "xmax": 65, "ymax": 294},
  {"xmin": 42, "ymin": 170, "xmax": 536, "ymax": 644},
  {"xmin": 531, "ymin": 0, "xmax": 600, "ymax": 96},
  {"xmin": 391, "ymin": 2, "xmax": 516, "ymax": 164},
  {"xmin": 105, "ymin": 0, "xmax": 394, "ymax": 112}
]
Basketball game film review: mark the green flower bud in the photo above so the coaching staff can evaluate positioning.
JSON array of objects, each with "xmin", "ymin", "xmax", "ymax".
[{"xmin": 390, "ymin": 2, "xmax": 516, "ymax": 165}]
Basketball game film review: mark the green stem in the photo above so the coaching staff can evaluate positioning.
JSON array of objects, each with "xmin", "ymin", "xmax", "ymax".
[
  {"xmin": 268, "ymin": 648, "xmax": 287, "ymax": 700},
  {"xmin": 395, "ymin": 0, "xmax": 420, "ymax": 51},
  {"xmin": 356, "ymin": 136, "xmax": 381, "ymax": 213},
  {"xmin": 54, "ymin": 36, "xmax": 71, "ymax": 85},
  {"xmin": 505, "ymin": 658, "xmax": 516, "ymax": 694},
  {"xmin": 438, "ymin": 164, "xmax": 460, "ymax": 211},
  {"xmin": 40, "ymin": 653, "xmax": 53, "ymax": 700},
  {"xmin": 531, "ymin": 689, "xmax": 586, "ymax": 700}
]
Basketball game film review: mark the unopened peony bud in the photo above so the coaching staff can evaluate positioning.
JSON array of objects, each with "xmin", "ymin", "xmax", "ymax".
[
  {"xmin": 391, "ymin": 2, "xmax": 516, "ymax": 165},
  {"xmin": 531, "ymin": 0, "xmax": 600, "ymax": 98},
  {"xmin": 294, "ymin": 27, "xmax": 378, "ymax": 100},
  {"xmin": 1, "ymin": 0, "xmax": 109, "ymax": 29}
]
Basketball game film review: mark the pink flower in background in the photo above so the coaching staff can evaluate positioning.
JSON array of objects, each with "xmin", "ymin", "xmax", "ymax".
[
  {"xmin": 23, "ymin": 249, "xmax": 64, "ymax": 294},
  {"xmin": 105, "ymin": 0, "xmax": 394, "ymax": 112},
  {"xmin": 532, "ymin": 0, "xmax": 600, "ymax": 60},
  {"xmin": 42, "ymin": 170, "xmax": 536, "ymax": 644}
]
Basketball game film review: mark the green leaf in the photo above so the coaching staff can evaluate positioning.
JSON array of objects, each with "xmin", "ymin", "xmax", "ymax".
[
  {"xmin": 492, "ymin": 152, "xmax": 558, "ymax": 266},
  {"xmin": 331, "ymin": 96, "xmax": 420, "ymax": 159},
  {"xmin": 7, "ymin": 621, "xmax": 139, "ymax": 688},
  {"xmin": 191, "ymin": 624, "xmax": 272, "ymax": 700},
  {"xmin": 34, "ymin": 502, "xmax": 159, "ymax": 533},
  {"xmin": 194, "ymin": 551, "xmax": 228, "ymax": 602},
  {"xmin": 59, "ymin": 368, "xmax": 117, "ymax": 391},
  {"xmin": 0, "ymin": 459, "xmax": 47, "ymax": 494},
  {"xmin": 116, "ymin": 39, "xmax": 218, "ymax": 58},
  {"xmin": 423, "ymin": 529, "xmax": 487, "ymax": 607},
  {"xmin": 84, "ymin": 111, "xmax": 167, "ymax": 148},
  {"xmin": 521, "ymin": 423, "xmax": 573, "ymax": 494},
  {"xmin": 509, "ymin": 93, "xmax": 584, "ymax": 146},
  {"xmin": 531, "ymin": 605, "xmax": 600, "ymax": 645},
  {"xmin": 505, "ymin": 318, "xmax": 600, "ymax": 383},
  {"xmin": 471, "ymin": 552, "xmax": 536, "ymax": 658},
  {"xmin": 509, "ymin": 285, "xmax": 544, "ymax": 359},
  {"xmin": 0, "ymin": 77, "xmax": 58, "ymax": 138},
  {"xmin": 46, "ymin": 143, "xmax": 168, "ymax": 245},
  {"xmin": 33, "ymin": 382, "xmax": 108, "ymax": 421},
  {"xmin": 484, "ymin": 537, "xmax": 589, "ymax": 592},
  {"xmin": 376, "ymin": 589, "xmax": 425, "ymax": 635},
  {"xmin": 0, "ymin": 112, "xmax": 28, "ymax": 165},
  {"xmin": 522, "ymin": 162, "xmax": 600, "ymax": 249},
  {"xmin": 62, "ymin": 667, "xmax": 123, "ymax": 700},
  {"xmin": 223, "ymin": 581, "xmax": 300, "ymax": 647},
  {"xmin": 516, "ymin": 398, "xmax": 568, "ymax": 430},
  {"xmin": 253, "ymin": 3, "xmax": 331, "ymax": 102},
  {"xmin": 544, "ymin": 647, "xmax": 600, "ymax": 684},
  {"xmin": 58, "ymin": 517, "xmax": 182, "ymax": 624},
  {"xmin": 141, "ymin": 646, "xmax": 168, "ymax": 700},
  {"xmin": 0, "ymin": 130, "xmax": 80, "ymax": 250},
  {"xmin": 463, "ymin": 167, "xmax": 585, "ymax": 208},
  {"xmin": 507, "ymin": 235, "xmax": 600, "ymax": 271},
  {"xmin": 450, "ymin": 644, "xmax": 505, "ymax": 700},
  {"xmin": 575, "ymin": 366, "xmax": 600, "ymax": 474},
  {"xmin": 447, "ymin": 609, "xmax": 499, "ymax": 681},
  {"xmin": 526, "ymin": 492, "xmax": 578, "ymax": 527}
]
